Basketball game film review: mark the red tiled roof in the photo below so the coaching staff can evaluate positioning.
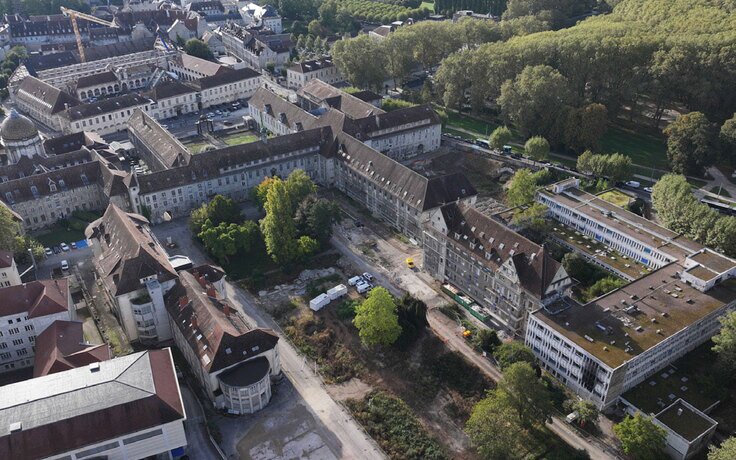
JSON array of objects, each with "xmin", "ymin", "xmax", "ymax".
[
  {"xmin": 33, "ymin": 320, "xmax": 111, "ymax": 378},
  {"xmin": 0, "ymin": 279, "xmax": 69, "ymax": 319}
]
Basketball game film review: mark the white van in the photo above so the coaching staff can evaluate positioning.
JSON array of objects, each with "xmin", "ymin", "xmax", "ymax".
[
  {"xmin": 348, "ymin": 276, "xmax": 363, "ymax": 286},
  {"xmin": 356, "ymin": 281, "xmax": 372, "ymax": 294}
]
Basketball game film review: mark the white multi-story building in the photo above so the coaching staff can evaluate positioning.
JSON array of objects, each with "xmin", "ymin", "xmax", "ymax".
[
  {"xmin": 240, "ymin": 3, "xmax": 282, "ymax": 33},
  {"xmin": 526, "ymin": 180, "xmax": 736, "ymax": 408},
  {"xmin": 86, "ymin": 204, "xmax": 179, "ymax": 344},
  {"xmin": 286, "ymin": 59, "xmax": 343, "ymax": 90},
  {"xmin": 0, "ymin": 251, "xmax": 21, "ymax": 288},
  {"xmin": 0, "ymin": 348, "xmax": 187, "ymax": 460},
  {"xmin": 165, "ymin": 268, "xmax": 280, "ymax": 413},
  {"xmin": 0, "ymin": 279, "xmax": 73, "ymax": 373},
  {"xmin": 219, "ymin": 23, "xmax": 292, "ymax": 71}
]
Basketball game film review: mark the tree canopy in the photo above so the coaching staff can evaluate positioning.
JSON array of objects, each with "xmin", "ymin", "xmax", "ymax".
[
  {"xmin": 184, "ymin": 39, "xmax": 215, "ymax": 61},
  {"xmin": 506, "ymin": 169, "xmax": 538, "ymax": 207},
  {"xmin": 523, "ymin": 136, "xmax": 550, "ymax": 160},
  {"xmin": 493, "ymin": 341, "xmax": 536, "ymax": 370},
  {"xmin": 663, "ymin": 111, "xmax": 719, "ymax": 175},
  {"xmin": 576, "ymin": 151, "xmax": 632, "ymax": 183},
  {"xmin": 709, "ymin": 437, "xmax": 736, "ymax": 460},
  {"xmin": 353, "ymin": 287, "xmax": 402, "ymax": 347},
  {"xmin": 613, "ymin": 413, "xmax": 667, "ymax": 460},
  {"xmin": 712, "ymin": 311, "xmax": 736, "ymax": 379},
  {"xmin": 489, "ymin": 126, "xmax": 513, "ymax": 149},
  {"xmin": 260, "ymin": 179, "xmax": 299, "ymax": 266}
]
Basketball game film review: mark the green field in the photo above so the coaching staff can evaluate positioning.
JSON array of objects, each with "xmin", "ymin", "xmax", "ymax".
[
  {"xmin": 443, "ymin": 127, "xmax": 474, "ymax": 139},
  {"xmin": 598, "ymin": 190, "xmax": 632, "ymax": 208},
  {"xmin": 220, "ymin": 132, "xmax": 258, "ymax": 146},
  {"xmin": 421, "ymin": 1, "xmax": 434, "ymax": 11},
  {"xmin": 35, "ymin": 227, "xmax": 85, "ymax": 247},
  {"xmin": 445, "ymin": 110, "xmax": 498, "ymax": 137},
  {"xmin": 600, "ymin": 125, "xmax": 669, "ymax": 170}
]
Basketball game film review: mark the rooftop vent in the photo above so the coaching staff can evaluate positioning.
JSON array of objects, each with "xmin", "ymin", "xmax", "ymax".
[
  {"xmin": 89, "ymin": 362, "xmax": 100, "ymax": 372},
  {"xmin": 9, "ymin": 422, "xmax": 22, "ymax": 433}
]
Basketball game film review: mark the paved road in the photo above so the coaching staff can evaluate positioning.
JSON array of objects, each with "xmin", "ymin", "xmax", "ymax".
[
  {"xmin": 154, "ymin": 216, "xmax": 385, "ymax": 460},
  {"xmin": 330, "ymin": 223, "xmax": 621, "ymax": 460},
  {"xmin": 180, "ymin": 383, "xmax": 224, "ymax": 460},
  {"xmin": 222, "ymin": 283, "xmax": 386, "ymax": 460}
]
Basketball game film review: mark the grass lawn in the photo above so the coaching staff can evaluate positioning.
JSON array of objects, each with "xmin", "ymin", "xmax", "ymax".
[
  {"xmin": 598, "ymin": 190, "xmax": 633, "ymax": 208},
  {"xmin": 420, "ymin": 1, "xmax": 434, "ymax": 10},
  {"xmin": 600, "ymin": 125, "xmax": 669, "ymax": 170},
  {"xmin": 445, "ymin": 110, "xmax": 498, "ymax": 137},
  {"xmin": 35, "ymin": 226, "xmax": 85, "ymax": 247},
  {"xmin": 442, "ymin": 127, "xmax": 474, "ymax": 139},
  {"xmin": 219, "ymin": 131, "xmax": 259, "ymax": 146}
]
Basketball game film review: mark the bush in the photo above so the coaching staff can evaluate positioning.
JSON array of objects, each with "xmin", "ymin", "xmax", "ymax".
[
  {"xmin": 438, "ymin": 303, "xmax": 462, "ymax": 320},
  {"xmin": 336, "ymin": 298, "xmax": 359, "ymax": 320},
  {"xmin": 346, "ymin": 390, "xmax": 448, "ymax": 460}
]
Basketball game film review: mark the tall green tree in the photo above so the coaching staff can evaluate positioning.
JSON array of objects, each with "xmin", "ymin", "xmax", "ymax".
[
  {"xmin": 564, "ymin": 103, "xmax": 608, "ymax": 152},
  {"xmin": 260, "ymin": 179, "xmax": 299, "ymax": 266},
  {"xmin": 0, "ymin": 206, "xmax": 21, "ymax": 253},
  {"xmin": 506, "ymin": 169, "xmax": 537, "ymax": 207},
  {"xmin": 613, "ymin": 413, "xmax": 667, "ymax": 460},
  {"xmin": 493, "ymin": 341, "xmax": 536, "ymax": 370},
  {"xmin": 353, "ymin": 287, "xmax": 401, "ymax": 347},
  {"xmin": 720, "ymin": 114, "xmax": 736, "ymax": 161},
  {"xmin": 466, "ymin": 390, "xmax": 526, "ymax": 460},
  {"xmin": 285, "ymin": 169, "xmax": 317, "ymax": 209},
  {"xmin": 184, "ymin": 39, "xmax": 215, "ymax": 61},
  {"xmin": 489, "ymin": 126, "xmax": 513, "ymax": 149},
  {"xmin": 709, "ymin": 437, "xmax": 736, "ymax": 460},
  {"xmin": 524, "ymin": 136, "xmax": 550, "ymax": 160},
  {"xmin": 712, "ymin": 311, "xmax": 736, "ymax": 378},
  {"xmin": 332, "ymin": 35, "xmax": 388, "ymax": 91},
  {"xmin": 498, "ymin": 362, "xmax": 554, "ymax": 427},
  {"xmin": 498, "ymin": 65, "xmax": 572, "ymax": 141},
  {"xmin": 566, "ymin": 399, "xmax": 599, "ymax": 428},
  {"xmin": 383, "ymin": 33, "xmax": 416, "ymax": 88},
  {"xmin": 664, "ymin": 112, "xmax": 719, "ymax": 175}
]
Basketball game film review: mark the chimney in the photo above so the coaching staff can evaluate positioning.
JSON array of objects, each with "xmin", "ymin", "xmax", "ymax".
[
  {"xmin": 207, "ymin": 286, "xmax": 216, "ymax": 298},
  {"xmin": 223, "ymin": 303, "xmax": 230, "ymax": 317},
  {"xmin": 677, "ymin": 408, "xmax": 683, "ymax": 416},
  {"xmin": 179, "ymin": 295, "xmax": 188, "ymax": 308},
  {"xmin": 191, "ymin": 314, "xmax": 198, "ymax": 330}
]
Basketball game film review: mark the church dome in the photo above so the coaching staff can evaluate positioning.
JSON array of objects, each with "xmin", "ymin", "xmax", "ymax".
[{"xmin": 0, "ymin": 110, "xmax": 39, "ymax": 142}]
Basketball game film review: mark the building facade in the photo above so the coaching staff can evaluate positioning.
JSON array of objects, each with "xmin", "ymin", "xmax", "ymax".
[
  {"xmin": 286, "ymin": 59, "xmax": 343, "ymax": 89},
  {"xmin": 0, "ymin": 279, "xmax": 73, "ymax": 373}
]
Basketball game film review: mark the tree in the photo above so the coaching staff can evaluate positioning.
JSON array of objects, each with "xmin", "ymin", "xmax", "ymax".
[
  {"xmin": 207, "ymin": 195, "xmax": 241, "ymax": 226},
  {"xmin": 297, "ymin": 235, "xmax": 319, "ymax": 259},
  {"xmin": 524, "ymin": 136, "xmax": 550, "ymax": 160},
  {"xmin": 720, "ymin": 114, "xmax": 736, "ymax": 161},
  {"xmin": 253, "ymin": 176, "xmax": 279, "ymax": 208},
  {"xmin": 506, "ymin": 169, "xmax": 537, "ymax": 207},
  {"xmin": 331, "ymin": 35, "xmax": 388, "ymax": 91},
  {"xmin": 0, "ymin": 206, "xmax": 21, "ymax": 252},
  {"xmin": 576, "ymin": 151, "xmax": 632, "ymax": 182},
  {"xmin": 563, "ymin": 252, "xmax": 594, "ymax": 284},
  {"xmin": 284, "ymin": 169, "xmax": 317, "ymax": 209},
  {"xmin": 564, "ymin": 103, "xmax": 608, "ymax": 152},
  {"xmin": 353, "ymin": 287, "xmax": 401, "ymax": 347},
  {"xmin": 472, "ymin": 328, "xmax": 501, "ymax": 354},
  {"xmin": 511, "ymin": 202, "xmax": 548, "ymax": 232},
  {"xmin": 295, "ymin": 197, "xmax": 342, "ymax": 244},
  {"xmin": 198, "ymin": 220, "xmax": 259, "ymax": 264},
  {"xmin": 383, "ymin": 33, "xmax": 416, "ymax": 87},
  {"xmin": 709, "ymin": 437, "xmax": 736, "ymax": 460},
  {"xmin": 489, "ymin": 126, "xmax": 513, "ymax": 149},
  {"xmin": 613, "ymin": 413, "xmax": 667, "ymax": 460},
  {"xmin": 498, "ymin": 362, "xmax": 554, "ymax": 427},
  {"xmin": 566, "ymin": 399, "xmax": 599, "ymax": 428},
  {"xmin": 712, "ymin": 311, "xmax": 736, "ymax": 378},
  {"xmin": 494, "ymin": 341, "xmax": 536, "ymax": 370},
  {"xmin": 184, "ymin": 39, "xmax": 214, "ymax": 61},
  {"xmin": 260, "ymin": 179, "xmax": 299, "ymax": 266},
  {"xmin": 466, "ymin": 390, "xmax": 526, "ymax": 460},
  {"xmin": 664, "ymin": 112, "xmax": 719, "ymax": 175},
  {"xmin": 498, "ymin": 65, "xmax": 572, "ymax": 140}
]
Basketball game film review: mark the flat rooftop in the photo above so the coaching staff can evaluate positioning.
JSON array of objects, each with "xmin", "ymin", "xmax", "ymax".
[
  {"xmin": 656, "ymin": 400, "xmax": 716, "ymax": 442},
  {"xmin": 535, "ymin": 263, "xmax": 736, "ymax": 368},
  {"xmin": 550, "ymin": 221, "xmax": 648, "ymax": 280},
  {"xmin": 622, "ymin": 364, "xmax": 719, "ymax": 415},
  {"xmin": 541, "ymin": 188, "xmax": 700, "ymax": 263}
]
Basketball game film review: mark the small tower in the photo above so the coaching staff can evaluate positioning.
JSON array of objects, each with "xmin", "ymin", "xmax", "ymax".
[{"xmin": 0, "ymin": 109, "xmax": 45, "ymax": 164}]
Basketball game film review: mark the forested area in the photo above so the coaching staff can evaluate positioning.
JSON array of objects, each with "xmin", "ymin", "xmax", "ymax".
[
  {"xmin": 0, "ymin": 0, "xmax": 92, "ymax": 15},
  {"xmin": 435, "ymin": 0, "xmax": 736, "ymax": 132}
]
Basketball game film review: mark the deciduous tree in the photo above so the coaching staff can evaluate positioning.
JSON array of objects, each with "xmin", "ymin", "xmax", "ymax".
[
  {"xmin": 489, "ymin": 126, "xmax": 513, "ymax": 149},
  {"xmin": 260, "ymin": 179, "xmax": 299, "ymax": 266},
  {"xmin": 613, "ymin": 413, "xmax": 667, "ymax": 460},
  {"xmin": 664, "ymin": 112, "xmax": 719, "ymax": 175},
  {"xmin": 524, "ymin": 136, "xmax": 550, "ymax": 160},
  {"xmin": 331, "ymin": 35, "xmax": 387, "ymax": 91},
  {"xmin": 353, "ymin": 287, "xmax": 401, "ymax": 347},
  {"xmin": 493, "ymin": 341, "xmax": 536, "ymax": 370},
  {"xmin": 564, "ymin": 103, "xmax": 608, "ymax": 152},
  {"xmin": 498, "ymin": 65, "xmax": 572, "ymax": 141},
  {"xmin": 709, "ymin": 437, "xmax": 736, "ymax": 460},
  {"xmin": 712, "ymin": 311, "xmax": 736, "ymax": 378},
  {"xmin": 466, "ymin": 390, "xmax": 526, "ymax": 460},
  {"xmin": 506, "ymin": 169, "xmax": 537, "ymax": 207},
  {"xmin": 498, "ymin": 362, "xmax": 553, "ymax": 427},
  {"xmin": 184, "ymin": 39, "xmax": 214, "ymax": 61}
]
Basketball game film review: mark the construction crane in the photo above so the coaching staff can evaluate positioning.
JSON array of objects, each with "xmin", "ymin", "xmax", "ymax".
[{"xmin": 60, "ymin": 7, "xmax": 116, "ymax": 63}]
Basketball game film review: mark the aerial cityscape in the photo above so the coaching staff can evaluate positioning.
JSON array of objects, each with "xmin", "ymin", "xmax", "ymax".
[{"xmin": 0, "ymin": 0, "xmax": 735, "ymax": 459}]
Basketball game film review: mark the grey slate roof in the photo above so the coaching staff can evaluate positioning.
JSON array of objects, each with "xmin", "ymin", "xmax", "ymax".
[
  {"xmin": 128, "ymin": 109, "xmax": 191, "ymax": 169},
  {"xmin": 75, "ymin": 70, "xmax": 118, "ymax": 89},
  {"xmin": 190, "ymin": 67, "xmax": 261, "ymax": 90},
  {"xmin": 85, "ymin": 204, "xmax": 178, "ymax": 296},
  {"xmin": 298, "ymin": 79, "xmax": 384, "ymax": 119},
  {"xmin": 0, "ymin": 349, "xmax": 184, "ymax": 460},
  {"xmin": 0, "ymin": 110, "xmax": 38, "ymax": 141},
  {"xmin": 62, "ymin": 94, "xmax": 150, "ymax": 121},
  {"xmin": 16, "ymin": 76, "xmax": 79, "ymax": 115}
]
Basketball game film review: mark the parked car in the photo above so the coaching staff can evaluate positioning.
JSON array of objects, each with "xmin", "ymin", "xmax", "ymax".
[
  {"xmin": 625, "ymin": 180, "xmax": 641, "ymax": 188},
  {"xmin": 362, "ymin": 272, "xmax": 374, "ymax": 282},
  {"xmin": 348, "ymin": 275, "xmax": 363, "ymax": 286},
  {"xmin": 70, "ymin": 242, "xmax": 77, "ymax": 250},
  {"xmin": 405, "ymin": 257, "xmax": 415, "ymax": 269},
  {"xmin": 643, "ymin": 186, "xmax": 653, "ymax": 193},
  {"xmin": 60, "ymin": 243, "xmax": 70, "ymax": 252},
  {"xmin": 61, "ymin": 260, "xmax": 69, "ymax": 271},
  {"xmin": 356, "ymin": 281, "xmax": 372, "ymax": 294},
  {"xmin": 53, "ymin": 246, "xmax": 61, "ymax": 254}
]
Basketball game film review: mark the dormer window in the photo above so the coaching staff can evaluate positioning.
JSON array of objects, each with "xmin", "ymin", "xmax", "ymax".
[
  {"xmin": 30, "ymin": 186, "xmax": 40, "ymax": 198},
  {"xmin": 49, "ymin": 183, "xmax": 57, "ymax": 192}
]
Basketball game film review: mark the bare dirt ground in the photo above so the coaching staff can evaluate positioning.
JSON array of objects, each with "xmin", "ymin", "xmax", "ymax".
[
  {"xmin": 325, "ymin": 378, "xmax": 372, "ymax": 402},
  {"xmin": 430, "ymin": 150, "xmax": 507, "ymax": 198}
]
